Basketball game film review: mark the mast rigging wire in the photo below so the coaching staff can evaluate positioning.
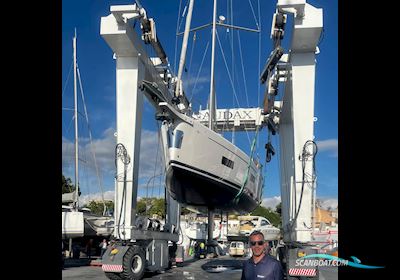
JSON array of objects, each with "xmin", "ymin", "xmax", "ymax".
[
  {"xmin": 237, "ymin": 31, "xmax": 250, "ymax": 108},
  {"xmin": 186, "ymin": 32, "xmax": 197, "ymax": 85},
  {"xmin": 215, "ymin": 29, "xmax": 252, "ymax": 147},
  {"xmin": 62, "ymin": 60, "xmax": 73, "ymax": 97},
  {"xmin": 77, "ymin": 65, "xmax": 107, "ymax": 215},
  {"xmin": 174, "ymin": 0, "xmax": 184, "ymax": 75},
  {"xmin": 189, "ymin": 39, "xmax": 210, "ymax": 104},
  {"xmin": 247, "ymin": 0, "xmax": 259, "ymax": 29}
]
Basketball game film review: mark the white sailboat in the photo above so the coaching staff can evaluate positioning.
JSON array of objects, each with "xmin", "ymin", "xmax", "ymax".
[
  {"xmin": 62, "ymin": 30, "xmax": 113, "ymax": 239},
  {"xmin": 237, "ymin": 215, "xmax": 281, "ymax": 240},
  {"xmin": 160, "ymin": 0, "xmax": 263, "ymax": 214},
  {"xmin": 163, "ymin": 115, "xmax": 263, "ymax": 213},
  {"xmin": 184, "ymin": 221, "xmax": 221, "ymax": 240}
]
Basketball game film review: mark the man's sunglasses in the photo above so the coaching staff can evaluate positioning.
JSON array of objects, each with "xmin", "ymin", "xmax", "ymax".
[{"xmin": 250, "ymin": 241, "xmax": 265, "ymax": 246}]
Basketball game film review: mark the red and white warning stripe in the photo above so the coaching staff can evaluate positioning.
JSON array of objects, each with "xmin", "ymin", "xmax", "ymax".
[
  {"xmin": 102, "ymin": 264, "xmax": 123, "ymax": 272},
  {"xmin": 289, "ymin": 268, "xmax": 317, "ymax": 276}
]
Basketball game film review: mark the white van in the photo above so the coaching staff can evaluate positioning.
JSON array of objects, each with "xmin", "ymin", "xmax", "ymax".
[{"xmin": 229, "ymin": 241, "xmax": 245, "ymax": 257}]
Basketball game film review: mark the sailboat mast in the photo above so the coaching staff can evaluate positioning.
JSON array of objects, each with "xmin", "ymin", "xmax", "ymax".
[
  {"xmin": 175, "ymin": 0, "xmax": 195, "ymax": 98},
  {"xmin": 73, "ymin": 29, "xmax": 79, "ymax": 209},
  {"xmin": 208, "ymin": 0, "xmax": 217, "ymax": 131}
]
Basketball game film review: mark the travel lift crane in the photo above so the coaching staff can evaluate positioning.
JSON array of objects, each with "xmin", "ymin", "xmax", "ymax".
[
  {"xmin": 99, "ymin": 0, "xmax": 322, "ymax": 279},
  {"xmin": 99, "ymin": 2, "xmax": 182, "ymax": 279},
  {"xmin": 263, "ymin": 0, "xmax": 323, "ymax": 278}
]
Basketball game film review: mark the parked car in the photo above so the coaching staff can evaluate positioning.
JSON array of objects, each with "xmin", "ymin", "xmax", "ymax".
[{"xmin": 229, "ymin": 241, "xmax": 245, "ymax": 257}]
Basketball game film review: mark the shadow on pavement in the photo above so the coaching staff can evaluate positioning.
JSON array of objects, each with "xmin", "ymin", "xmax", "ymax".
[
  {"xmin": 176, "ymin": 257, "xmax": 200, "ymax": 267},
  {"xmin": 63, "ymin": 258, "xmax": 92, "ymax": 268},
  {"xmin": 202, "ymin": 258, "xmax": 245, "ymax": 272}
]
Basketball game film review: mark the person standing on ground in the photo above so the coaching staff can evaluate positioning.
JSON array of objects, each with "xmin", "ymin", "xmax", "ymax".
[
  {"xmin": 99, "ymin": 239, "xmax": 108, "ymax": 257},
  {"xmin": 199, "ymin": 241, "xmax": 206, "ymax": 258},
  {"xmin": 241, "ymin": 231, "xmax": 284, "ymax": 280},
  {"xmin": 194, "ymin": 241, "xmax": 199, "ymax": 258}
]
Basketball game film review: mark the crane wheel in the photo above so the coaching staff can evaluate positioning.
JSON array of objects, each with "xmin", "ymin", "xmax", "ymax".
[{"xmin": 122, "ymin": 245, "xmax": 146, "ymax": 280}]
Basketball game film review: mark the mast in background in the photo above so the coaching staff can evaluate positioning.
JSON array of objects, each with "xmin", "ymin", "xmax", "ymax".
[
  {"xmin": 73, "ymin": 28, "xmax": 79, "ymax": 210},
  {"xmin": 208, "ymin": 0, "xmax": 217, "ymax": 131},
  {"xmin": 175, "ymin": 0, "xmax": 195, "ymax": 99}
]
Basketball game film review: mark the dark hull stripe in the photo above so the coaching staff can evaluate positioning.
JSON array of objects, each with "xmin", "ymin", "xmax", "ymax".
[
  {"xmin": 169, "ymin": 160, "xmax": 244, "ymax": 191},
  {"xmin": 166, "ymin": 160, "xmax": 259, "ymax": 213}
]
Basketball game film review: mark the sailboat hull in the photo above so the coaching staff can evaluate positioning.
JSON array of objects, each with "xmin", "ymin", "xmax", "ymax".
[
  {"xmin": 84, "ymin": 214, "xmax": 114, "ymax": 237},
  {"xmin": 162, "ymin": 116, "xmax": 263, "ymax": 214},
  {"xmin": 166, "ymin": 161, "xmax": 258, "ymax": 213},
  {"xmin": 62, "ymin": 211, "xmax": 84, "ymax": 238}
]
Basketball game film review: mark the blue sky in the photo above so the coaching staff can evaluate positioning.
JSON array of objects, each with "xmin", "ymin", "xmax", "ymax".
[{"xmin": 62, "ymin": 0, "xmax": 337, "ymax": 207}]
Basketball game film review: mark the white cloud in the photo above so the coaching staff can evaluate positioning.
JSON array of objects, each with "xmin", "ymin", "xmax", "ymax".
[
  {"xmin": 261, "ymin": 196, "xmax": 338, "ymax": 211},
  {"xmin": 79, "ymin": 190, "xmax": 115, "ymax": 206},
  {"xmin": 316, "ymin": 139, "xmax": 338, "ymax": 158},
  {"xmin": 262, "ymin": 196, "xmax": 281, "ymax": 210},
  {"xmin": 84, "ymin": 127, "xmax": 116, "ymax": 175},
  {"xmin": 183, "ymin": 76, "xmax": 209, "ymax": 88},
  {"xmin": 62, "ymin": 127, "xmax": 165, "ymax": 185},
  {"xmin": 62, "ymin": 136, "xmax": 74, "ymax": 167},
  {"xmin": 316, "ymin": 198, "xmax": 338, "ymax": 210},
  {"xmin": 138, "ymin": 130, "xmax": 164, "ymax": 178},
  {"xmin": 78, "ymin": 191, "xmax": 148, "ymax": 207}
]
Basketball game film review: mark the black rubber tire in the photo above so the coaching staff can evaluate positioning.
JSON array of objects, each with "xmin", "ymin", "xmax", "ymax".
[
  {"xmin": 122, "ymin": 245, "xmax": 146, "ymax": 280},
  {"xmin": 104, "ymin": 272, "xmax": 123, "ymax": 280}
]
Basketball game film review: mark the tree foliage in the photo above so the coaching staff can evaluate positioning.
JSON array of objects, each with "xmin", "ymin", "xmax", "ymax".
[
  {"xmin": 83, "ymin": 197, "xmax": 167, "ymax": 217},
  {"xmin": 84, "ymin": 200, "xmax": 114, "ymax": 215},
  {"xmin": 83, "ymin": 197, "xmax": 197, "ymax": 219},
  {"xmin": 137, "ymin": 199, "xmax": 147, "ymax": 215},
  {"xmin": 136, "ymin": 197, "xmax": 166, "ymax": 218},
  {"xmin": 250, "ymin": 205, "xmax": 281, "ymax": 227},
  {"xmin": 151, "ymin": 198, "xmax": 165, "ymax": 218},
  {"xmin": 275, "ymin": 202, "xmax": 282, "ymax": 215},
  {"xmin": 135, "ymin": 198, "xmax": 193, "ymax": 218},
  {"xmin": 62, "ymin": 174, "xmax": 80, "ymax": 195}
]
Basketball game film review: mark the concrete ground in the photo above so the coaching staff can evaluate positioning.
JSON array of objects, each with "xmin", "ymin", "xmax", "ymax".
[
  {"xmin": 319, "ymin": 266, "xmax": 338, "ymax": 280},
  {"xmin": 62, "ymin": 256, "xmax": 338, "ymax": 280},
  {"xmin": 62, "ymin": 255, "xmax": 245, "ymax": 280}
]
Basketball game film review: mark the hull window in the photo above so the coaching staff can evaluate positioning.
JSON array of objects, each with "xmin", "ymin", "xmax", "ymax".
[
  {"xmin": 222, "ymin": 156, "xmax": 234, "ymax": 169},
  {"xmin": 250, "ymin": 174, "xmax": 256, "ymax": 183}
]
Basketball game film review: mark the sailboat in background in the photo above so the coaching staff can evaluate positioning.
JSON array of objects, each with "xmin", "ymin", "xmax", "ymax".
[{"xmin": 62, "ymin": 30, "xmax": 114, "ymax": 239}]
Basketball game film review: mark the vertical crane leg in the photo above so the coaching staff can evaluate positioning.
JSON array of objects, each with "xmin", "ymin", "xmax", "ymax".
[
  {"xmin": 206, "ymin": 208, "xmax": 217, "ymax": 258},
  {"xmin": 114, "ymin": 56, "xmax": 144, "ymax": 241}
]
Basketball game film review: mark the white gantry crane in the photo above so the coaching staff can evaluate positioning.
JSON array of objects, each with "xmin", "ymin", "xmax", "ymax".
[
  {"xmin": 98, "ymin": 0, "xmax": 323, "ymax": 279},
  {"xmin": 262, "ymin": 0, "xmax": 323, "ymax": 278}
]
